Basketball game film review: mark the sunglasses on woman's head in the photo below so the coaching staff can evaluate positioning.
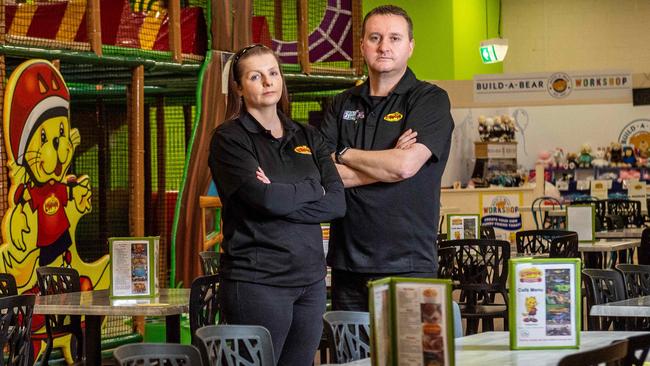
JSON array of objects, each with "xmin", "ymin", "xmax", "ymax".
[{"xmin": 231, "ymin": 44, "xmax": 269, "ymax": 69}]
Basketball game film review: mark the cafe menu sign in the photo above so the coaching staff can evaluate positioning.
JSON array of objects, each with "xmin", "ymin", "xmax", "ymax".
[
  {"xmin": 509, "ymin": 258, "xmax": 581, "ymax": 350},
  {"xmin": 369, "ymin": 277, "xmax": 455, "ymax": 366},
  {"xmin": 474, "ymin": 70, "xmax": 631, "ymax": 103}
]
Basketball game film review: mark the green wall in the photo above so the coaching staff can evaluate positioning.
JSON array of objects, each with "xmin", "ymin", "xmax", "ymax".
[{"xmin": 362, "ymin": 0, "xmax": 503, "ymax": 80}]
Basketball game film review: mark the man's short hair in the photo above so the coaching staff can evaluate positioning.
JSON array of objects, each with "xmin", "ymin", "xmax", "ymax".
[{"xmin": 361, "ymin": 5, "xmax": 414, "ymax": 40}]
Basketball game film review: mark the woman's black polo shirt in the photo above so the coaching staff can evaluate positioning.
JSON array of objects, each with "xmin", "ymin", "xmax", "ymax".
[{"xmin": 208, "ymin": 111, "xmax": 345, "ymax": 287}]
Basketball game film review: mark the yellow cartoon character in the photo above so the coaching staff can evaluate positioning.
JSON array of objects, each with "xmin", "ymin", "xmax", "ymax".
[
  {"xmin": 522, "ymin": 296, "xmax": 538, "ymax": 323},
  {"xmin": 0, "ymin": 59, "xmax": 109, "ymax": 362}
]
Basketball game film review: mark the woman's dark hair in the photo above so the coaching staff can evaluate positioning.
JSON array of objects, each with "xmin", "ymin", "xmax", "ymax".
[{"xmin": 224, "ymin": 44, "xmax": 290, "ymax": 121}]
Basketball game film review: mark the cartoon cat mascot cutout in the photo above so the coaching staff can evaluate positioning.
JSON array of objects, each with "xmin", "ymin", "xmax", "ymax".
[{"xmin": 0, "ymin": 59, "xmax": 109, "ymax": 362}]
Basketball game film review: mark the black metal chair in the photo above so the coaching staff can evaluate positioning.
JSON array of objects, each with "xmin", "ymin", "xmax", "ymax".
[
  {"xmin": 557, "ymin": 339, "xmax": 628, "ymax": 366},
  {"xmin": 0, "ymin": 273, "xmax": 18, "ymax": 297},
  {"xmin": 437, "ymin": 246, "xmax": 455, "ymax": 279},
  {"xmin": 113, "ymin": 343, "xmax": 203, "ymax": 366},
  {"xmin": 607, "ymin": 199, "xmax": 643, "ymax": 228},
  {"xmin": 550, "ymin": 232, "xmax": 579, "ymax": 258},
  {"xmin": 479, "ymin": 225, "xmax": 496, "ymax": 239},
  {"xmin": 515, "ymin": 229, "xmax": 573, "ymax": 256},
  {"xmin": 582, "ymin": 269, "xmax": 627, "ymax": 331},
  {"xmin": 322, "ymin": 311, "xmax": 370, "ymax": 363},
  {"xmin": 531, "ymin": 196, "xmax": 564, "ymax": 229},
  {"xmin": 638, "ymin": 227, "xmax": 650, "ymax": 265},
  {"xmin": 624, "ymin": 332, "xmax": 650, "ymax": 366},
  {"xmin": 35, "ymin": 266, "xmax": 83, "ymax": 365},
  {"xmin": 194, "ymin": 324, "xmax": 274, "ymax": 366},
  {"xmin": 189, "ymin": 274, "xmax": 220, "ymax": 344},
  {"xmin": 614, "ymin": 264, "xmax": 650, "ymax": 330},
  {"xmin": 0, "ymin": 294, "xmax": 35, "ymax": 366},
  {"xmin": 198, "ymin": 251, "xmax": 219, "ymax": 275},
  {"xmin": 439, "ymin": 239, "xmax": 510, "ymax": 335}
]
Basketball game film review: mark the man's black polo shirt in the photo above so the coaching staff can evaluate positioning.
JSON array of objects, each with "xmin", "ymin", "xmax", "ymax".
[
  {"xmin": 209, "ymin": 111, "xmax": 345, "ymax": 286},
  {"xmin": 320, "ymin": 68, "xmax": 454, "ymax": 274}
]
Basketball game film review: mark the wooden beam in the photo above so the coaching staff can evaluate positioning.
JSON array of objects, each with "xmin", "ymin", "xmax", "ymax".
[
  {"xmin": 86, "ymin": 0, "xmax": 102, "ymax": 56},
  {"xmin": 274, "ymin": 0, "xmax": 283, "ymax": 39},
  {"xmin": 168, "ymin": 0, "xmax": 182, "ymax": 63},
  {"xmin": 351, "ymin": 0, "xmax": 364, "ymax": 76},
  {"xmin": 211, "ymin": 0, "xmax": 232, "ymax": 51},
  {"xmin": 129, "ymin": 65, "xmax": 145, "ymax": 238},
  {"xmin": 233, "ymin": 0, "xmax": 253, "ymax": 50},
  {"xmin": 297, "ymin": 0, "xmax": 311, "ymax": 74}
]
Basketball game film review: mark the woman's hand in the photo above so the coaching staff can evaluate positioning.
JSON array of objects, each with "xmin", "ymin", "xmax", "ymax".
[{"xmin": 256, "ymin": 167, "xmax": 271, "ymax": 184}]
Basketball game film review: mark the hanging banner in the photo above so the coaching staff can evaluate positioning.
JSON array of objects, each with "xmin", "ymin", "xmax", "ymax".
[
  {"xmin": 480, "ymin": 192, "xmax": 523, "ymax": 241},
  {"xmin": 474, "ymin": 70, "xmax": 631, "ymax": 103}
]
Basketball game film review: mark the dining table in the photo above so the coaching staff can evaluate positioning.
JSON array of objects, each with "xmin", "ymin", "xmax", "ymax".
[
  {"xmin": 327, "ymin": 331, "xmax": 650, "ymax": 365},
  {"xmin": 595, "ymin": 227, "xmax": 645, "ymax": 240},
  {"xmin": 590, "ymin": 295, "xmax": 650, "ymax": 317},
  {"xmin": 34, "ymin": 288, "xmax": 190, "ymax": 365}
]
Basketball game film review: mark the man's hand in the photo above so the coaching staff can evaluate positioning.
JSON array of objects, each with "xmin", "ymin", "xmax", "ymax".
[{"xmin": 394, "ymin": 129, "xmax": 418, "ymax": 150}]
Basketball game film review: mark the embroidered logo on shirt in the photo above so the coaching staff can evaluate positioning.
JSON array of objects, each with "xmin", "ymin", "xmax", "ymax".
[
  {"xmin": 294, "ymin": 145, "xmax": 312, "ymax": 155},
  {"xmin": 383, "ymin": 111, "xmax": 403, "ymax": 122},
  {"xmin": 343, "ymin": 110, "xmax": 364, "ymax": 121}
]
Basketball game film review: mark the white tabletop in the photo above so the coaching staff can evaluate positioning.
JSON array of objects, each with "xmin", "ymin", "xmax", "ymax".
[
  {"xmin": 577, "ymin": 239, "xmax": 639, "ymax": 252},
  {"xmin": 591, "ymin": 295, "xmax": 650, "ymax": 317},
  {"xmin": 34, "ymin": 288, "xmax": 190, "ymax": 316},
  {"xmin": 595, "ymin": 228, "xmax": 645, "ymax": 239},
  {"xmin": 329, "ymin": 331, "xmax": 648, "ymax": 366}
]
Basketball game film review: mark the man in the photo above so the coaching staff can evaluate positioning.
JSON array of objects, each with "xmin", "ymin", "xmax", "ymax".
[{"xmin": 319, "ymin": 5, "xmax": 454, "ymax": 311}]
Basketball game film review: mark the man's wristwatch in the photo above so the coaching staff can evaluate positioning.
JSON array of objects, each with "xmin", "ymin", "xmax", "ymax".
[{"xmin": 335, "ymin": 146, "xmax": 350, "ymax": 164}]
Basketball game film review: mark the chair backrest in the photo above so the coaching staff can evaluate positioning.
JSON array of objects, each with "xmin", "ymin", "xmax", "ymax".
[
  {"xmin": 557, "ymin": 339, "xmax": 628, "ymax": 366},
  {"xmin": 198, "ymin": 251, "xmax": 219, "ymax": 275},
  {"xmin": 35, "ymin": 266, "xmax": 83, "ymax": 362},
  {"xmin": 0, "ymin": 273, "xmax": 17, "ymax": 298},
  {"xmin": 437, "ymin": 246, "xmax": 455, "ymax": 279},
  {"xmin": 639, "ymin": 228, "xmax": 650, "ymax": 265},
  {"xmin": 607, "ymin": 199, "xmax": 643, "ymax": 228},
  {"xmin": 322, "ymin": 311, "xmax": 370, "ymax": 363},
  {"xmin": 36, "ymin": 267, "xmax": 81, "ymax": 295},
  {"xmin": 582, "ymin": 269, "xmax": 627, "ymax": 331},
  {"xmin": 439, "ymin": 239, "xmax": 510, "ymax": 293},
  {"xmin": 189, "ymin": 274, "xmax": 220, "ymax": 344},
  {"xmin": 194, "ymin": 324, "xmax": 274, "ymax": 366},
  {"xmin": 615, "ymin": 264, "xmax": 650, "ymax": 298},
  {"xmin": 516, "ymin": 229, "xmax": 572, "ymax": 255},
  {"xmin": 549, "ymin": 232, "xmax": 579, "ymax": 258},
  {"xmin": 113, "ymin": 343, "xmax": 203, "ymax": 366},
  {"xmin": 625, "ymin": 333, "xmax": 650, "ymax": 366},
  {"xmin": 0, "ymin": 294, "xmax": 35, "ymax": 366},
  {"xmin": 479, "ymin": 225, "xmax": 496, "ymax": 240},
  {"xmin": 531, "ymin": 196, "xmax": 563, "ymax": 229}
]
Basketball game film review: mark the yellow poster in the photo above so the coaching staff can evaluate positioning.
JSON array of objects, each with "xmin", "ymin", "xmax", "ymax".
[{"xmin": 0, "ymin": 59, "xmax": 109, "ymax": 362}]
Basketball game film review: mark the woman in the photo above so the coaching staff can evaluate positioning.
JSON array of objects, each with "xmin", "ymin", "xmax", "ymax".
[{"xmin": 208, "ymin": 44, "xmax": 345, "ymax": 365}]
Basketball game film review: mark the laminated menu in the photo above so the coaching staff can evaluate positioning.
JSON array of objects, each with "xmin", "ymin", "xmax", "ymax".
[
  {"xmin": 509, "ymin": 258, "xmax": 581, "ymax": 350},
  {"xmin": 368, "ymin": 277, "xmax": 454, "ymax": 366},
  {"xmin": 109, "ymin": 237, "xmax": 159, "ymax": 298},
  {"xmin": 446, "ymin": 214, "xmax": 479, "ymax": 240}
]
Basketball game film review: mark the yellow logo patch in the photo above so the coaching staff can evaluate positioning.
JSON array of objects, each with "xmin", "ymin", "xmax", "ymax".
[
  {"xmin": 44, "ymin": 194, "xmax": 60, "ymax": 216},
  {"xmin": 294, "ymin": 145, "xmax": 312, "ymax": 155},
  {"xmin": 383, "ymin": 111, "xmax": 403, "ymax": 122}
]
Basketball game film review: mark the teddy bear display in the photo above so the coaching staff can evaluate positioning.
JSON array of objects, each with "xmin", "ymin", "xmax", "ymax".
[
  {"xmin": 552, "ymin": 148, "xmax": 568, "ymax": 169},
  {"xmin": 577, "ymin": 143, "xmax": 593, "ymax": 168},
  {"xmin": 621, "ymin": 144, "xmax": 637, "ymax": 168},
  {"xmin": 608, "ymin": 142, "xmax": 624, "ymax": 167},
  {"xmin": 536, "ymin": 150, "xmax": 554, "ymax": 168},
  {"xmin": 592, "ymin": 146, "xmax": 609, "ymax": 168},
  {"xmin": 477, "ymin": 114, "xmax": 517, "ymax": 142}
]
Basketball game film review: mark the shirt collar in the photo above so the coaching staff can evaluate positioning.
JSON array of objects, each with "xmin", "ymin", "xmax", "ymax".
[
  {"xmin": 352, "ymin": 67, "xmax": 417, "ymax": 98},
  {"xmin": 239, "ymin": 110, "xmax": 297, "ymax": 136}
]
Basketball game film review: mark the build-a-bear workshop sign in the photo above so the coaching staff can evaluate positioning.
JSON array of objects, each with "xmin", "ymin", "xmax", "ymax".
[{"xmin": 0, "ymin": 59, "xmax": 109, "ymax": 362}]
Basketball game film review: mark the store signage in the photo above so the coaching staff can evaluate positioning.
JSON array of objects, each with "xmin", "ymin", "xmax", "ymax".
[
  {"xmin": 618, "ymin": 119, "xmax": 650, "ymax": 153},
  {"xmin": 480, "ymin": 193, "xmax": 522, "ymax": 241},
  {"xmin": 474, "ymin": 70, "xmax": 631, "ymax": 103}
]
